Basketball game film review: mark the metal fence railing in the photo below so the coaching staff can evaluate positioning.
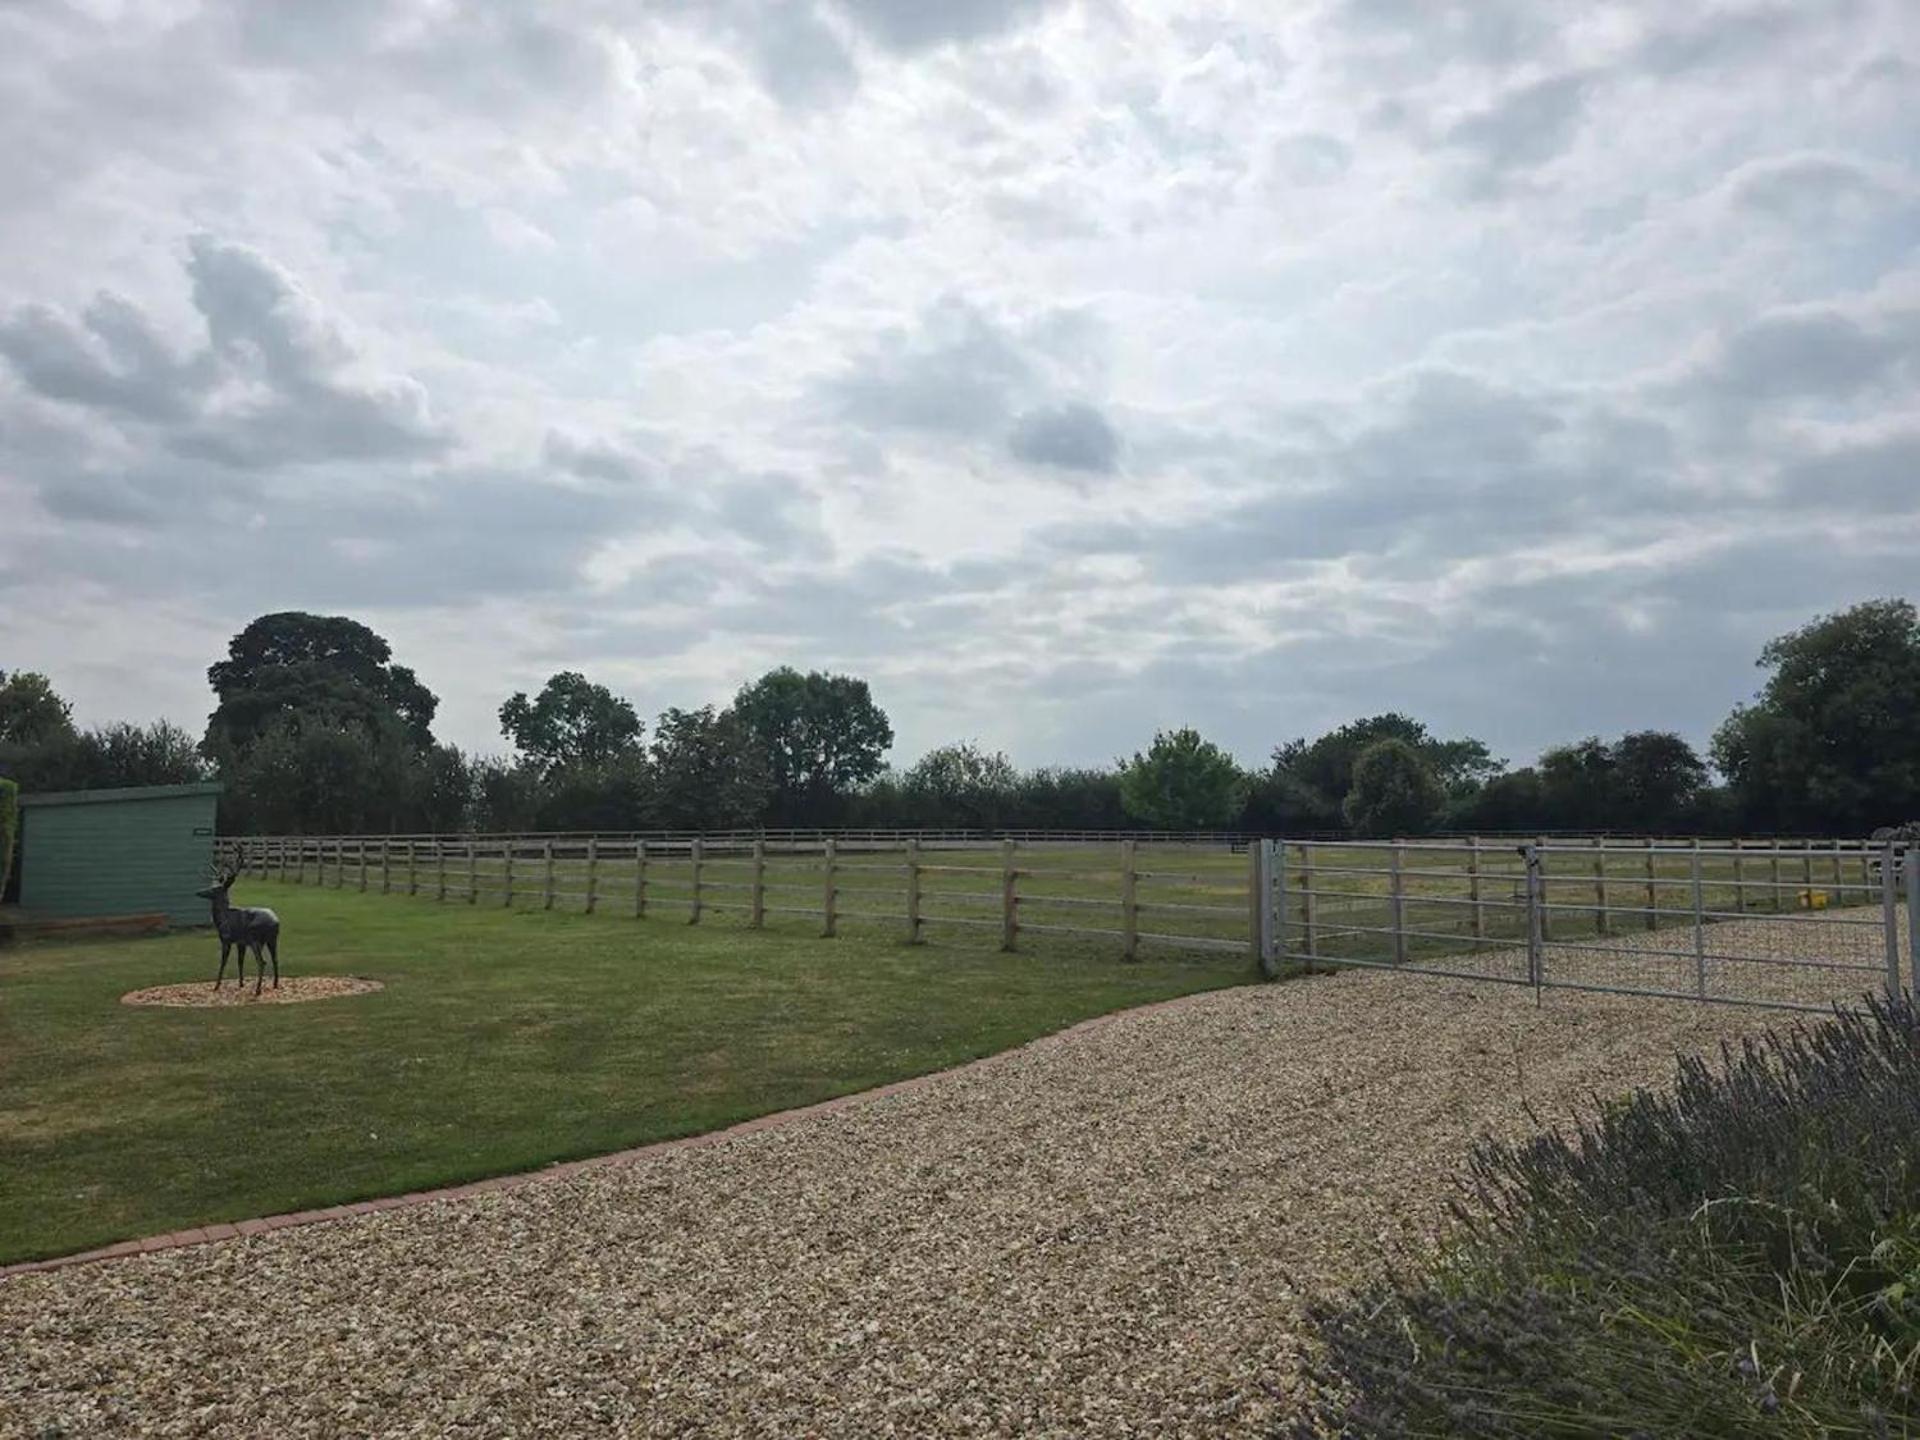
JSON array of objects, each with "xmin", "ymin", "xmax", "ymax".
[{"xmin": 1261, "ymin": 838, "xmax": 1917, "ymax": 1012}]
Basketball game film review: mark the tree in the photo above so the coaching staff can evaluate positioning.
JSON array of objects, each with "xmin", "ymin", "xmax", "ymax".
[
  {"xmin": 648, "ymin": 706, "xmax": 771, "ymax": 829},
  {"xmin": 0, "ymin": 670, "xmax": 75, "ymax": 747},
  {"xmin": 732, "ymin": 667, "xmax": 893, "ymax": 824},
  {"xmin": 205, "ymin": 613, "xmax": 438, "ymax": 755},
  {"xmin": 1117, "ymin": 728, "xmax": 1247, "ymax": 829},
  {"xmin": 1343, "ymin": 738, "xmax": 1444, "ymax": 837},
  {"xmin": 499, "ymin": 671, "xmax": 644, "ymax": 771},
  {"xmin": 1537, "ymin": 737, "xmax": 1616, "ymax": 831},
  {"xmin": 1713, "ymin": 599, "xmax": 1920, "ymax": 831},
  {"xmin": 218, "ymin": 717, "xmax": 416, "ymax": 834},
  {"xmin": 901, "ymin": 742, "xmax": 1018, "ymax": 827},
  {"xmin": 1274, "ymin": 714, "xmax": 1500, "ymax": 827},
  {"xmin": 1611, "ymin": 731, "xmax": 1707, "ymax": 832},
  {"xmin": 3, "ymin": 720, "xmax": 211, "ymax": 793}
]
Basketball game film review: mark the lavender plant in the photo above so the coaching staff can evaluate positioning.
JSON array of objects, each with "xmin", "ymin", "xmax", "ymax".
[{"xmin": 1294, "ymin": 994, "xmax": 1920, "ymax": 1437}]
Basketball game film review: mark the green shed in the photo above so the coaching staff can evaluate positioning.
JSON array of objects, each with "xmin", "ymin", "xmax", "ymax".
[{"xmin": 18, "ymin": 783, "xmax": 223, "ymax": 926}]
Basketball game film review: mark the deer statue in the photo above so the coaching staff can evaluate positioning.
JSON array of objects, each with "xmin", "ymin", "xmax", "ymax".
[{"xmin": 195, "ymin": 866, "xmax": 281, "ymax": 995}]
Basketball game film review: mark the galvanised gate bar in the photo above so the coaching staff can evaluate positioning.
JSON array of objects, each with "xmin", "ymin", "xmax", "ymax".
[{"xmin": 1260, "ymin": 837, "xmax": 1917, "ymax": 1011}]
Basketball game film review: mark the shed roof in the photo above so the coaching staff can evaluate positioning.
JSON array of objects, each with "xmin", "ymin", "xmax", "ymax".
[{"xmin": 19, "ymin": 782, "xmax": 224, "ymax": 809}]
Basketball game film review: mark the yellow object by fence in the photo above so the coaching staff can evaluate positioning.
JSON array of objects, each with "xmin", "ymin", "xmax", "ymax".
[{"xmin": 1799, "ymin": 890, "xmax": 1830, "ymax": 910}]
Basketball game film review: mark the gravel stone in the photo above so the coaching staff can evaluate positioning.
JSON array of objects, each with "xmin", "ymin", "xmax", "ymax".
[
  {"xmin": 120, "ymin": 977, "xmax": 385, "ymax": 1008},
  {"xmin": 5, "ymin": 923, "xmax": 1853, "ymax": 1437}
]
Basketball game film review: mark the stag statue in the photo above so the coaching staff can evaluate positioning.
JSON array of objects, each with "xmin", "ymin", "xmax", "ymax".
[
  {"xmin": 1868, "ymin": 822, "xmax": 1919, "ymax": 886},
  {"xmin": 195, "ymin": 867, "xmax": 281, "ymax": 995}
]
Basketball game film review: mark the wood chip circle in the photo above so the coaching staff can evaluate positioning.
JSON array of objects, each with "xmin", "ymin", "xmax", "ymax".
[{"xmin": 120, "ymin": 977, "xmax": 384, "ymax": 1008}]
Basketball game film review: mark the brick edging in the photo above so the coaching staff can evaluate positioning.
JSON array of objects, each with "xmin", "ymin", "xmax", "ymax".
[{"xmin": 0, "ymin": 988, "xmax": 1233, "ymax": 1282}]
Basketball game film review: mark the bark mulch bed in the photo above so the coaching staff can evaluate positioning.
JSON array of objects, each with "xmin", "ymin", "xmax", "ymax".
[
  {"xmin": 120, "ymin": 977, "xmax": 384, "ymax": 1008},
  {"xmin": 4, "ymin": 948, "xmax": 1821, "ymax": 1437}
]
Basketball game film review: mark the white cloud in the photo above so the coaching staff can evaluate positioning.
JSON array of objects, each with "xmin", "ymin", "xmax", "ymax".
[{"xmin": 1, "ymin": 0, "xmax": 1916, "ymax": 770}]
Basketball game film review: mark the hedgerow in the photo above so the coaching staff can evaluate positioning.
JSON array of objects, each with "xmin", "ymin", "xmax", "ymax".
[{"xmin": 1294, "ymin": 993, "xmax": 1920, "ymax": 1437}]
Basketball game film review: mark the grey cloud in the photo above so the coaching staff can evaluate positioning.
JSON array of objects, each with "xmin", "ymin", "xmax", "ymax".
[
  {"xmin": 827, "ymin": 298, "xmax": 1037, "ymax": 436},
  {"xmin": 0, "ymin": 237, "xmax": 446, "ymax": 470},
  {"xmin": 1729, "ymin": 153, "xmax": 1892, "ymax": 221},
  {"xmin": 1634, "ymin": 5, "xmax": 1815, "ymax": 77},
  {"xmin": 1335, "ymin": 0, "xmax": 1556, "ymax": 68},
  {"xmin": 1693, "ymin": 307, "xmax": 1915, "ymax": 404},
  {"xmin": 831, "ymin": 0, "xmax": 1053, "ymax": 53},
  {"xmin": 706, "ymin": 471, "xmax": 832, "ymax": 558},
  {"xmin": 0, "ymin": 297, "xmax": 207, "ymax": 422},
  {"xmin": 1008, "ymin": 401, "xmax": 1121, "ymax": 474},
  {"xmin": 545, "ymin": 430, "xmax": 659, "ymax": 487},
  {"xmin": 1443, "ymin": 74, "xmax": 1589, "ymax": 191},
  {"xmin": 1269, "ymin": 132, "xmax": 1353, "ymax": 186}
]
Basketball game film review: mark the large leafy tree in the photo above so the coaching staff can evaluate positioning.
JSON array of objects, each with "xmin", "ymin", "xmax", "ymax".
[
  {"xmin": 0, "ymin": 670, "xmax": 75, "ymax": 747},
  {"xmin": 732, "ymin": 667, "xmax": 893, "ymax": 824},
  {"xmin": 648, "ymin": 706, "xmax": 770, "ymax": 829},
  {"xmin": 1343, "ymin": 738, "xmax": 1444, "ymax": 837},
  {"xmin": 205, "ymin": 613, "xmax": 438, "ymax": 755},
  {"xmin": 1117, "ymin": 727, "xmax": 1247, "ymax": 829},
  {"xmin": 901, "ymin": 742, "xmax": 1018, "ymax": 827},
  {"xmin": 1273, "ymin": 713, "xmax": 1499, "ymax": 826},
  {"xmin": 1611, "ymin": 731, "xmax": 1708, "ymax": 832},
  {"xmin": 1713, "ymin": 598, "xmax": 1920, "ymax": 831},
  {"xmin": 499, "ymin": 671, "xmax": 644, "ymax": 771}
]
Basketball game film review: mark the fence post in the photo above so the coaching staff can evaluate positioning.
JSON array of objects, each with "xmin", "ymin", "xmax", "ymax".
[
  {"xmin": 1001, "ymin": 839, "xmax": 1018, "ymax": 952},
  {"xmin": 465, "ymin": 841, "xmax": 476, "ymax": 905},
  {"xmin": 407, "ymin": 840, "xmax": 418, "ymax": 896},
  {"xmin": 1882, "ymin": 842, "xmax": 1902, "ymax": 997},
  {"xmin": 1832, "ymin": 837, "xmax": 1845, "ymax": 889},
  {"xmin": 503, "ymin": 842, "xmax": 515, "ymax": 908},
  {"xmin": 1592, "ymin": 835, "xmax": 1608, "ymax": 936},
  {"xmin": 1389, "ymin": 840, "xmax": 1407, "ymax": 966},
  {"xmin": 903, "ymin": 838, "xmax": 921, "ymax": 943},
  {"xmin": 1906, "ymin": 842, "xmax": 1917, "ymax": 994},
  {"xmin": 276, "ymin": 838, "xmax": 287, "ymax": 883},
  {"xmin": 822, "ymin": 838, "xmax": 837, "ymax": 937},
  {"xmin": 1799, "ymin": 845, "xmax": 1813, "ymax": 908},
  {"xmin": 296, "ymin": 838, "xmax": 306, "ymax": 887},
  {"xmin": 689, "ymin": 838, "xmax": 703, "ymax": 924},
  {"xmin": 1534, "ymin": 836, "xmax": 1550, "ymax": 941},
  {"xmin": 1524, "ymin": 843, "xmax": 1544, "ymax": 1003},
  {"xmin": 1643, "ymin": 838, "xmax": 1657, "ymax": 930},
  {"xmin": 358, "ymin": 839, "xmax": 369, "ymax": 892},
  {"xmin": 1691, "ymin": 840, "xmax": 1707, "ymax": 999},
  {"xmin": 542, "ymin": 841, "xmax": 556, "ymax": 911},
  {"xmin": 585, "ymin": 837, "xmax": 599, "ymax": 915},
  {"xmin": 1467, "ymin": 836, "xmax": 1484, "ymax": 940},
  {"xmin": 435, "ymin": 841, "xmax": 447, "ymax": 902},
  {"xmin": 1301, "ymin": 842, "xmax": 1318, "ymax": 971},
  {"xmin": 1265, "ymin": 839, "xmax": 1283, "ymax": 978},
  {"xmin": 1121, "ymin": 839, "xmax": 1139, "ymax": 961},
  {"xmin": 1732, "ymin": 837, "xmax": 1746, "ymax": 912},
  {"xmin": 1769, "ymin": 838, "xmax": 1783, "ymax": 914},
  {"xmin": 634, "ymin": 840, "xmax": 648, "ymax": 918}
]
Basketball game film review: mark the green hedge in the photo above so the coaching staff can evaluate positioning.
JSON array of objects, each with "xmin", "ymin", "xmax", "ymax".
[{"xmin": 0, "ymin": 776, "xmax": 17, "ymax": 901}]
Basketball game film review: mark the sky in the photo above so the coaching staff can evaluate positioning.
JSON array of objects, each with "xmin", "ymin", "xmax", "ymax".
[{"xmin": 1, "ymin": 0, "xmax": 1917, "ymax": 774}]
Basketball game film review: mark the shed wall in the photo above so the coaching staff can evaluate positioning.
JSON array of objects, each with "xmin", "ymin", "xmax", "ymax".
[{"xmin": 20, "ymin": 793, "xmax": 218, "ymax": 924}]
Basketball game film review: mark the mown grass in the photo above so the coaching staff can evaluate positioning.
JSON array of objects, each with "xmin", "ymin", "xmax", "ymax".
[{"xmin": 0, "ymin": 881, "xmax": 1254, "ymax": 1263}]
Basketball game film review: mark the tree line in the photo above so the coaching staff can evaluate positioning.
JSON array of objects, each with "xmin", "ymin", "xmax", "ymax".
[{"xmin": 2, "ymin": 598, "xmax": 1917, "ymax": 838}]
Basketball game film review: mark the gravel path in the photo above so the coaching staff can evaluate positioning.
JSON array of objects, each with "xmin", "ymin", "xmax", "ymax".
[{"xmin": 0, "ymin": 955, "xmax": 1823, "ymax": 1437}]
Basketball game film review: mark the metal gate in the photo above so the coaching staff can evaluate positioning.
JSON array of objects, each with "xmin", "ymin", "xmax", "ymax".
[{"xmin": 1257, "ymin": 837, "xmax": 1916, "ymax": 1012}]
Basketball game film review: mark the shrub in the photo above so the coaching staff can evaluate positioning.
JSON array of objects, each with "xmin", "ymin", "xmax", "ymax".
[
  {"xmin": 1294, "ymin": 994, "xmax": 1920, "ymax": 1436},
  {"xmin": 1342, "ymin": 738, "xmax": 1443, "ymax": 837},
  {"xmin": 0, "ymin": 776, "xmax": 16, "ymax": 900}
]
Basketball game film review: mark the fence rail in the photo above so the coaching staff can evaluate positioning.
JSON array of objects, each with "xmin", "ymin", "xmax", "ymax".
[
  {"xmin": 217, "ymin": 832, "xmax": 1915, "ymax": 1009},
  {"xmin": 217, "ymin": 833, "xmax": 1265, "ymax": 962}
]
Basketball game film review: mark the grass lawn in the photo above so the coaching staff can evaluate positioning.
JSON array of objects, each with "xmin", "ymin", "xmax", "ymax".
[{"xmin": 0, "ymin": 881, "xmax": 1254, "ymax": 1264}]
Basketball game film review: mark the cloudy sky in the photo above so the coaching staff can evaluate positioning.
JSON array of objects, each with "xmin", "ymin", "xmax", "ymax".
[{"xmin": 2, "ymin": 1, "xmax": 1916, "ymax": 772}]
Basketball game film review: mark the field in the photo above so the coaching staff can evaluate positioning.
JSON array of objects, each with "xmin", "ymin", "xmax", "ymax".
[{"xmin": 0, "ymin": 879, "xmax": 1252, "ymax": 1264}]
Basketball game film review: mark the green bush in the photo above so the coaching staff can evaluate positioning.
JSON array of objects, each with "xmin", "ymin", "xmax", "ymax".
[
  {"xmin": 1294, "ymin": 995, "xmax": 1920, "ymax": 1436},
  {"xmin": 0, "ymin": 776, "xmax": 17, "ymax": 901}
]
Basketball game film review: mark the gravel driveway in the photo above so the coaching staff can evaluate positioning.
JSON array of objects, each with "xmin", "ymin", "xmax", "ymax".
[{"xmin": 0, "ymin": 959, "xmax": 1817, "ymax": 1437}]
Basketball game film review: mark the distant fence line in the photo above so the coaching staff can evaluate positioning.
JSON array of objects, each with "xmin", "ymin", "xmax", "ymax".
[
  {"xmin": 221, "ymin": 832, "xmax": 1907, "ymax": 1002},
  {"xmin": 219, "ymin": 833, "xmax": 1265, "ymax": 961}
]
